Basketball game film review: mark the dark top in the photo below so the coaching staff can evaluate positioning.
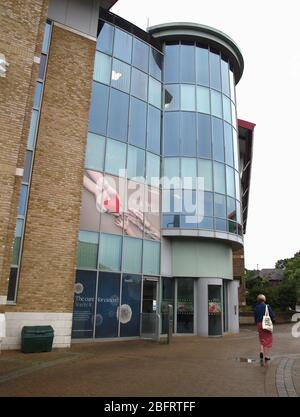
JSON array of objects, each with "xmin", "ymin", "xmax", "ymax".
[{"xmin": 254, "ymin": 302, "xmax": 275, "ymax": 324}]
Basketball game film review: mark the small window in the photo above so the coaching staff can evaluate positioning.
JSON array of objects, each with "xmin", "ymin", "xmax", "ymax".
[
  {"xmin": 12, "ymin": 220, "xmax": 23, "ymax": 265},
  {"xmin": 33, "ymin": 82, "xmax": 43, "ymax": 108},
  {"xmin": 94, "ymin": 51, "xmax": 111, "ymax": 85},
  {"xmin": 23, "ymin": 151, "xmax": 33, "ymax": 183},
  {"xmin": 18, "ymin": 185, "xmax": 28, "ymax": 216},
  {"xmin": 77, "ymin": 231, "xmax": 99, "ymax": 269},
  {"xmin": 27, "ymin": 110, "xmax": 39, "ymax": 150}
]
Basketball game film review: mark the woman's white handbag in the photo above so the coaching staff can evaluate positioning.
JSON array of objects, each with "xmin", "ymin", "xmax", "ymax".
[{"xmin": 262, "ymin": 305, "xmax": 273, "ymax": 332}]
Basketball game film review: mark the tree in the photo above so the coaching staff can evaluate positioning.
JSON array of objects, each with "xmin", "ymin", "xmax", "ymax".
[{"xmin": 284, "ymin": 252, "xmax": 300, "ymax": 307}]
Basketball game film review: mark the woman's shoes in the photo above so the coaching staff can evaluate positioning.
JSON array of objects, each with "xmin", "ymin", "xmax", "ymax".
[{"xmin": 265, "ymin": 357, "xmax": 271, "ymax": 361}]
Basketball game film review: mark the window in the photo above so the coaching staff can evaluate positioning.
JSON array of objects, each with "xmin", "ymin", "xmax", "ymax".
[
  {"xmin": 180, "ymin": 43, "xmax": 195, "ymax": 83},
  {"xmin": 181, "ymin": 158, "xmax": 197, "ymax": 189},
  {"xmin": 99, "ymin": 233, "xmax": 122, "ymax": 271},
  {"xmin": 181, "ymin": 112, "xmax": 196, "ymax": 156},
  {"xmin": 214, "ymin": 162, "xmax": 225, "ymax": 194},
  {"xmin": 88, "ymin": 82, "xmax": 109, "ymax": 136},
  {"xmin": 236, "ymin": 201, "xmax": 242, "ymax": 223},
  {"xmin": 164, "ymin": 43, "xmax": 180, "ymax": 83},
  {"xmin": 212, "ymin": 117, "xmax": 224, "ymax": 162},
  {"xmin": 111, "ymin": 58, "xmax": 131, "ymax": 92},
  {"xmin": 146, "ymin": 152, "xmax": 160, "ymax": 187},
  {"xmin": 23, "ymin": 151, "xmax": 33, "ymax": 183},
  {"xmin": 143, "ymin": 240, "xmax": 160, "ymax": 275},
  {"xmin": 18, "ymin": 185, "xmax": 28, "ymax": 216},
  {"xmin": 232, "ymin": 132, "xmax": 239, "ymax": 171},
  {"xmin": 148, "ymin": 77, "xmax": 161, "ymax": 108},
  {"xmin": 149, "ymin": 48, "xmax": 162, "ymax": 81},
  {"xmin": 27, "ymin": 110, "xmax": 39, "ymax": 150},
  {"xmin": 164, "ymin": 84, "xmax": 180, "ymax": 111},
  {"xmin": 131, "ymin": 68, "xmax": 148, "ymax": 101},
  {"xmin": 105, "ymin": 139, "xmax": 126, "ymax": 177},
  {"xmin": 127, "ymin": 145, "xmax": 145, "ymax": 179},
  {"xmin": 211, "ymin": 90, "xmax": 222, "ymax": 118},
  {"xmin": 147, "ymin": 105, "xmax": 161, "ymax": 154},
  {"xmin": 94, "ymin": 52, "xmax": 111, "ymax": 85},
  {"xmin": 204, "ymin": 191, "xmax": 213, "ymax": 217},
  {"xmin": 224, "ymin": 123, "xmax": 234, "ymax": 167},
  {"xmin": 38, "ymin": 54, "xmax": 47, "ymax": 80},
  {"xmin": 7, "ymin": 268, "xmax": 18, "ymax": 302},
  {"xmin": 113, "ymin": 28, "xmax": 132, "ymax": 64},
  {"xmin": 196, "ymin": 86, "xmax": 210, "ymax": 114},
  {"xmin": 197, "ymin": 113, "xmax": 212, "ymax": 159},
  {"xmin": 209, "ymin": 51, "xmax": 221, "ymax": 91},
  {"xmin": 215, "ymin": 218, "xmax": 227, "ymax": 232},
  {"xmin": 229, "ymin": 69, "xmax": 235, "ymax": 102},
  {"xmin": 214, "ymin": 193, "xmax": 226, "ymax": 218},
  {"xmin": 196, "ymin": 46, "xmax": 209, "ymax": 86},
  {"xmin": 222, "ymin": 95, "xmax": 232, "ymax": 124},
  {"xmin": 128, "ymin": 97, "xmax": 147, "ymax": 148},
  {"xmin": 180, "ymin": 85, "xmax": 195, "ymax": 111},
  {"xmin": 132, "ymin": 38, "xmax": 149, "ymax": 72},
  {"xmin": 96, "ymin": 21, "xmax": 114, "ymax": 54},
  {"xmin": 33, "ymin": 82, "xmax": 43, "ymax": 108},
  {"xmin": 235, "ymin": 171, "xmax": 241, "ymax": 200},
  {"xmin": 163, "ymin": 158, "xmax": 180, "ymax": 187},
  {"xmin": 107, "ymin": 89, "xmax": 129, "ymax": 142},
  {"xmin": 221, "ymin": 59, "xmax": 230, "ymax": 96},
  {"xmin": 12, "ymin": 219, "xmax": 23, "ymax": 265},
  {"xmin": 227, "ymin": 197, "xmax": 236, "ymax": 221},
  {"xmin": 123, "ymin": 237, "xmax": 142, "ymax": 273},
  {"xmin": 231, "ymin": 101, "xmax": 237, "ymax": 129},
  {"xmin": 198, "ymin": 159, "xmax": 213, "ymax": 191},
  {"xmin": 163, "ymin": 112, "xmax": 180, "ymax": 156},
  {"xmin": 41, "ymin": 21, "xmax": 51, "ymax": 54},
  {"xmin": 85, "ymin": 132, "xmax": 105, "ymax": 172},
  {"xmin": 77, "ymin": 231, "xmax": 99, "ymax": 269}
]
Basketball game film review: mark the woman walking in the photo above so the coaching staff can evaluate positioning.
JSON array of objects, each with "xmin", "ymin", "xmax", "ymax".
[{"xmin": 254, "ymin": 294, "xmax": 275, "ymax": 362}]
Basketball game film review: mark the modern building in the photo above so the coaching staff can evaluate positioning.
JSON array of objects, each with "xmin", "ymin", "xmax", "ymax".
[{"xmin": 0, "ymin": 0, "xmax": 254, "ymax": 349}]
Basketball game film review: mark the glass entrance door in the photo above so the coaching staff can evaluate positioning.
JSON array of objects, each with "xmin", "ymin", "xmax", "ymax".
[
  {"xmin": 208, "ymin": 285, "xmax": 222, "ymax": 336},
  {"xmin": 141, "ymin": 278, "xmax": 158, "ymax": 337},
  {"xmin": 176, "ymin": 278, "xmax": 194, "ymax": 333},
  {"xmin": 142, "ymin": 279, "xmax": 158, "ymax": 313}
]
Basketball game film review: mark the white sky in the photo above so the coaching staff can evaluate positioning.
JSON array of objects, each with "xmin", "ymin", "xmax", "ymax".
[{"xmin": 112, "ymin": 0, "xmax": 300, "ymax": 270}]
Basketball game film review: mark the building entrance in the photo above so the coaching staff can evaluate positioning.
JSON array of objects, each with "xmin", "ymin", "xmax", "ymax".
[{"xmin": 176, "ymin": 278, "xmax": 194, "ymax": 334}]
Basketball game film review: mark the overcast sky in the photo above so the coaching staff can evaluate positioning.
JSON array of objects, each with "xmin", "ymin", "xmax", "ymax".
[{"xmin": 112, "ymin": 0, "xmax": 300, "ymax": 270}]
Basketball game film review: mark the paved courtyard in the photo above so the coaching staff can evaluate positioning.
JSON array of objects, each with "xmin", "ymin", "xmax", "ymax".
[{"xmin": 0, "ymin": 324, "xmax": 299, "ymax": 397}]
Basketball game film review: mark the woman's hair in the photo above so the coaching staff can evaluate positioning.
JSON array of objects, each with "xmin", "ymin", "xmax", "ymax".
[{"xmin": 257, "ymin": 294, "xmax": 266, "ymax": 303}]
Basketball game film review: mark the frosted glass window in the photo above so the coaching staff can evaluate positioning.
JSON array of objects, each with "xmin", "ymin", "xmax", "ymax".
[
  {"xmin": 214, "ymin": 162, "xmax": 225, "ymax": 194},
  {"xmin": 222, "ymin": 95, "xmax": 232, "ymax": 124},
  {"xmin": 198, "ymin": 159, "xmax": 213, "ymax": 191},
  {"xmin": 196, "ymin": 46, "xmax": 209, "ymax": 86},
  {"xmin": 197, "ymin": 113, "xmax": 212, "ymax": 159},
  {"xmin": 196, "ymin": 86, "xmax": 210, "ymax": 114},
  {"xmin": 85, "ymin": 133, "xmax": 105, "ymax": 172},
  {"xmin": 146, "ymin": 152, "xmax": 160, "ymax": 187},
  {"xmin": 181, "ymin": 158, "xmax": 197, "ymax": 189},
  {"xmin": 181, "ymin": 112, "xmax": 196, "ymax": 156},
  {"xmin": 214, "ymin": 193, "xmax": 226, "ymax": 218},
  {"xmin": 143, "ymin": 240, "xmax": 160, "ymax": 275},
  {"xmin": 221, "ymin": 59, "xmax": 230, "ymax": 96},
  {"xmin": 105, "ymin": 139, "xmax": 126, "ymax": 176},
  {"xmin": 99, "ymin": 233, "xmax": 122, "ymax": 271},
  {"xmin": 180, "ymin": 85, "xmax": 195, "ymax": 111},
  {"xmin": 89, "ymin": 82, "xmax": 109, "ymax": 136},
  {"xmin": 164, "ymin": 112, "xmax": 180, "ymax": 156},
  {"xmin": 128, "ymin": 97, "xmax": 147, "ymax": 148},
  {"xmin": 212, "ymin": 117, "xmax": 224, "ymax": 162},
  {"xmin": 96, "ymin": 21, "xmax": 114, "ymax": 55},
  {"xmin": 164, "ymin": 43, "xmax": 180, "ymax": 83},
  {"xmin": 107, "ymin": 89, "xmax": 129, "ymax": 142},
  {"xmin": 27, "ymin": 110, "xmax": 39, "ymax": 150},
  {"xmin": 147, "ymin": 105, "xmax": 161, "ymax": 154},
  {"xmin": 123, "ymin": 237, "xmax": 142, "ymax": 273},
  {"xmin": 113, "ymin": 28, "xmax": 132, "ymax": 64},
  {"xmin": 111, "ymin": 58, "xmax": 130, "ymax": 92},
  {"xmin": 164, "ymin": 84, "xmax": 179, "ymax": 111},
  {"xmin": 226, "ymin": 166, "xmax": 235, "ymax": 198},
  {"xmin": 94, "ymin": 51, "xmax": 111, "ymax": 85},
  {"xmin": 127, "ymin": 145, "xmax": 145, "ymax": 179},
  {"xmin": 224, "ymin": 123, "xmax": 234, "ymax": 167},
  {"xmin": 180, "ymin": 43, "xmax": 195, "ymax": 83},
  {"xmin": 132, "ymin": 38, "xmax": 149, "ymax": 72},
  {"xmin": 149, "ymin": 77, "xmax": 161, "ymax": 108},
  {"xmin": 131, "ymin": 68, "xmax": 148, "ymax": 101},
  {"xmin": 210, "ymin": 51, "xmax": 221, "ymax": 91},
  {"xmin": 77, "ymin": 231, "xmax": 99, "ymax": 269},
  {"xmin": 211, "ymin": 90, "xmax": 222, "ymax": 118}
]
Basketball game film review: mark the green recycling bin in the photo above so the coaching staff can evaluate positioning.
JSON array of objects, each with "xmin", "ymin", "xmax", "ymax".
[{"xmin": 21, "ymin": 326, "xmax": 54, "ymax": 353}]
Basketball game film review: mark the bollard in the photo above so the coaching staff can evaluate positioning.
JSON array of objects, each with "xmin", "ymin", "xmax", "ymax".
[{"xmin": 167, "ymin": 304, "xmax": 173, "ymax": 344}]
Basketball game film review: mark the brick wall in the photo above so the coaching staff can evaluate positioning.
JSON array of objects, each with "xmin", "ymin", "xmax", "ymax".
[{"xmin": 233, "ymin": 247, "xmax": 246, "ymax": 306}]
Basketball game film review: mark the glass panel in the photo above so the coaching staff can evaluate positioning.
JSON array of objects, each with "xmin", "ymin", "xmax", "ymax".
[
  {"xmin": 95, "ymin": 272, "xmax": 120, "ymax": 338},
  {"xmin": 233, "ymin": 131, "xmax": 239, "ymax": 171},
  {"xmin": 149, "ymin": 48, "xmax": 162, "ymax": 81},
  {"xmin": 125, "ymin": 180, "xmax": 145, "ymax": 238},
  {"xmin": 107, "ymin": 88, "xmax": 129, "ymax": 142},
  {"xmin": 120, "ymin": 274, "xmax": 142, "ymax": 337},
  {"xmin": 224, "ymin": 122, "xmax": 234, "ymax": 167},
  {"xmin": 163, "ymin": 112, "xmax": 180, "ymax": 156},
  {"xmin": 181, "ymin": 112, "xmax": 196, "ymax": 157},
  {"xmin": 236, "ymin": 201, "xmax": 242, "ymax": 224},
  {"xmin": 198, "ymin": 159, "xmax": 212, "ymax": 191},
  {"xmin": 12, "ymin": 219, "xmax": 23, "ymax": 265},
  {"xmin": 132, "ymin": 38, "xmax": 149, "ymax": 72},
  {"xmin": 148, "ymin": 77, "xmax": 161, "ymax": 108},
  {"xmin": 215, "ymin": 218, "xmax": 227, "ymax": 232},
  {"xmin": 214, "ymin": 162, "xmax": 225, "ymax": 194},
  {"xmin": 235, "ymin": 171, "xmax": 241, "ymax": 201},
  {"xmin": 214, "ymin": 193, "xmax": 226, "ymax": 218},
  {"xmin": 27, "ymin": 110, "xmax": 39, "ymax": 150},
  {"xmin": 128, "ymin": 97, "xmax": 147, "ymax": 148},
  {"xmin": 38, "ymin": 54, "xmax": 47, "ymax": 79},
  {"xmin": 41, "ymin": 21, "xmax": 51, "ymax": 54},
  {"xmin": 142, "ymin": 279, "xmax": 158, "ymax": 315},
  {"xmin": 94, "ymin": 51, "xmax": 111, "ymax": 85},
  {"xmin": 211, "ymin": 90, "xmax": 222, "ymax": 118},
  {"xmin": 203, "ymin": 191, "xmax": 213, "ymax": 217},
  {"xmin": 180, "ymin": 43, "xmax": 195, "ymax": 83},
  {"xmin": 123, "ymin": 237, "xmax": 142, "ymax": 273},
  {"xmin": 144, "ymin": 186, "xmax": 160, "ymax": 240},
  {"xmin": 177, "ymin": 278, "xmax": 194, "ymax": 333},
  {"xmin": 143, "ymin": 240, "xmax": 160, "ymax": 275},
  {"xmin": 7, "ymin": 267, "xmax": 18, "ymax": 302},
  {"xmin": 161, "ymin": 277, "xmax": 175, "ymax": 333},
  {"xmin": 88, "ymin": 82, "xmax": 109, "ymax": 136},
  {"xmin": 221, "ymin": 59, "xmax": 230, "ymax": 96},
  {"xmin": 147, "ymin": 105, "xmax": 161, "ymax": 154},
  {"xmin": 164, "ymin": 84, "xmax": 179, "ymax": 111},
  {"xmin": 146, "ymin": 152, "xmax": 160, "ymax": 188},
  {"xmin": 197, "ymin": 113, "xmax": 212, "ymax": 159},
  {"xmin": 131, "ymin": 67, "xmax": 148, "ymax": 101},
  {"xmin": 18, "ymin": 184, "xmax": 28, "ymax": 216},
  {"xmin": 212, "ymin": 117, "xmax": 224, "ymax": 162},
  {"xmin": 196, "ymin": 46, "xmax": 209, "ymax": 86},
  {"xmin": 100, "ymin": 174, "xmax": 126, "ymax": 235},
  {"xmin": 81, "ymin": 172, "xmax": 101, "ymax": 232},
  {"xmin": 127, "ymin": 145, "xmax": 145, "ymax": 179},
  {"xmin": 164, "ymin": 43, "xmax": 179, "ymax": 83},
  {"xmin": 96, "ymin": 21, "xmax": 114, "ymax": 54},
  {"xmin": 198, "ymin": 216, "xmax": 213, "ymax": 229},
  {"xmin": 209, "ymin": 51, "xmax": 221, "ymax": 91},
  {"xmin": 196, "ymin": 86, "xmax": 210, "ymax": 114},
  {"xmin": 77, "ymin": 230, "xmax": 99, "ymax": 269},
  {"xmin": 180, "ymin": 85, "xmax": 195, "ymax": 111},
  {"xmin": 85, "ymin": 132, "xmax": 105, "ymax": 172},
  {"xmin": 163, "ymin": 157, "xmax": 180, "ymax": 189},
  {"xmin": 105, "ymin": 138, "xmax": 126, "ymax": 176},
  {"xmin": 229, "ymin": 69, "xmax": 235, "ymax": 102},
  {"xmin": 227, "ymin": 196, "xmax": 236, "ymax": 221},
  {"xmin": 228, "ymin": 220, "xmax": 237, "ymax": 234},
  {"xmin": 222, "ymin": 95, "xmax": 232, "ymax": 124},
  {"xmin": 231, "ymin": 101, "xmax": 237, "ymax": 129},
  {"xmin": 111, "ymin": 58, "xmax": 130, "ymax": 92},
  {"xmin": 226, "ymin": 166, "xmax": 235, "ymax": 198},
  {"xmin": 181, "ymin": 158, "xmax": 197, "ymax": 189},
  {"xmin": 99, "ymin": 233, "xmax": 122, "ymax": 271},
  {"xmin": 23, "ymin": 150, "xmax": 33, "ymax": 183},
  {"xmin": 113, "ymin": 28, "xmax": 132, "ymax": 64},
  {"xmin": 208, "ymin": 285, "xmax": 222, "ymax": 336},
  {"xmin": 71, "ymin": 270, "xmax": 97, "ymax": 339},
  {"xmin": 33, "ymin": 82, "xmax": 43, "ymax": 108}
]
